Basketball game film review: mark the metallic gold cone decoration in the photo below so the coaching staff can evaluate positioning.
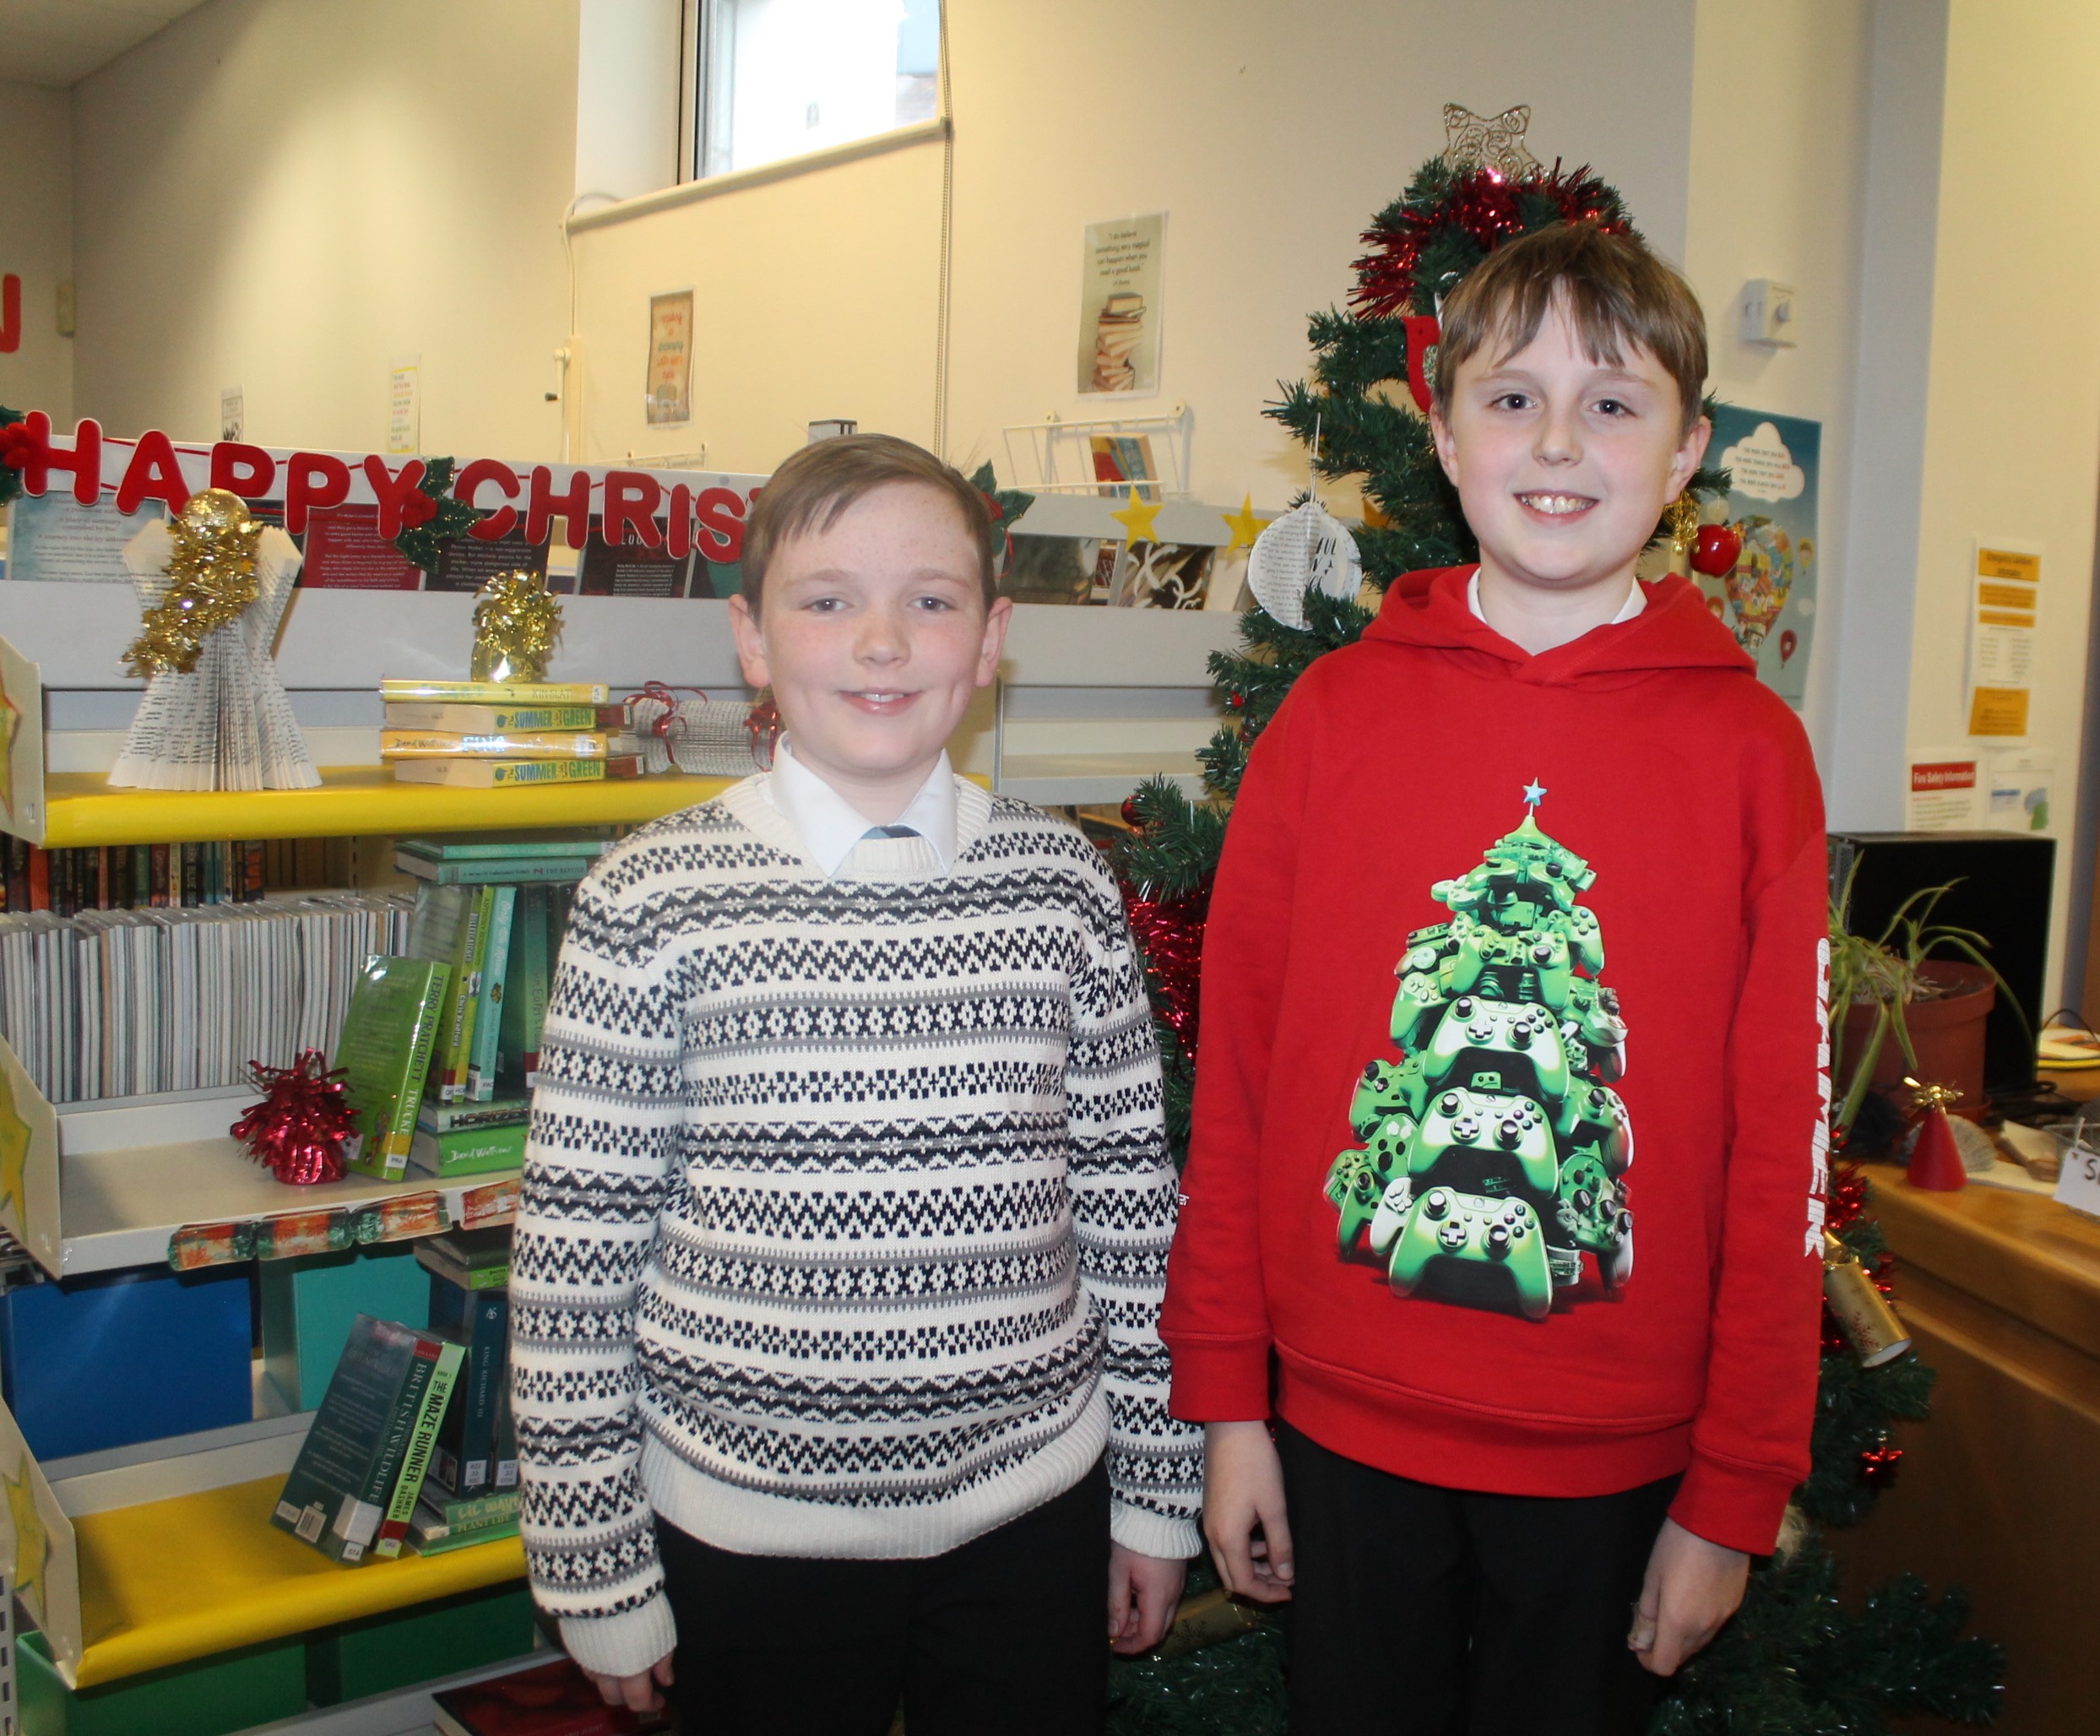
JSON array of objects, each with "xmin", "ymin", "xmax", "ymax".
[
  {"xmin": 470, "ymin": 567, "xmax": 563, "ymax": 684},
  {"xmin": 1821, "ymin": 1229, "xmax": 1912, "ymax": 1367},
  {"xmin": 122, "ymin": 488, "xmax": 263, "ymax": 679}
]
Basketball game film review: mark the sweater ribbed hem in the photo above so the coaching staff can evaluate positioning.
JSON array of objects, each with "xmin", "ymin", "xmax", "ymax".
[
  {"xmin": 642, "ymin": 1387, "xmax": 1110, "ymax": 1560},
  {"xmin": 1110, "ymin": 1500, "xmax": 1202, "ymax": 1561},
  {"xmin": 558, "ymin": 1593, "xmax": 677, "ymax": 1681}
]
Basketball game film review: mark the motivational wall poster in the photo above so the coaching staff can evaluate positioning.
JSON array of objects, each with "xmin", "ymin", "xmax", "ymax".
[
  {"xmin": 1077, "ymin": 213, "xmax": 1164, "ymax": 396},
  {"xmin": 1697, "ymin": 405, "xmax": 1819, "ymax": 707},
  {"xmin": 646, "ymin": 290, "xmax": 694, "ymax": 426}
]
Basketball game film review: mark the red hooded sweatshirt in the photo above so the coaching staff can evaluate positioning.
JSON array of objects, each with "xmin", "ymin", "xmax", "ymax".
[{"xmin": 1163, "ymin": 567, "xmax": 1829, "ymax": 1555}]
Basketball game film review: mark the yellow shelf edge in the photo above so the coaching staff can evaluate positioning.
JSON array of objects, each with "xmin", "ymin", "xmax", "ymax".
[{"xmin": 37, "ymin": 767, "xmax": 735, "ymax": 848}]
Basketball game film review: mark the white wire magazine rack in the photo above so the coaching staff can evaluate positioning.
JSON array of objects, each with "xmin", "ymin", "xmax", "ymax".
[{"xmin": 1001, "ymin": 404, "xmax": 1193, "ymax": 499}]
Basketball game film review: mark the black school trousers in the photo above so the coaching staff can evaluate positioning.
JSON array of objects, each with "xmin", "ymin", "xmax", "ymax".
[
  {"xmin": 1276, "ymin": 1421, "xmax": 1677, "ymax": 1736},
  {"xmin": 656, "ymin": 1457, "xmax": 1110, "ymax": 1736}
]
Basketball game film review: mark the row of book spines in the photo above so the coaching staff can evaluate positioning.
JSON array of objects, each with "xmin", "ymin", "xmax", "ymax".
[
  {"xmin": 1, "ymin": 837, "xmax": 267, "ymax": 916},
  {"xmin": 422, "ymin": 882, "xmax": 556, "ymax": 1108},
  {"xmin": 390, "ymin": 756, "xmax": 646, "ymax": 787}
]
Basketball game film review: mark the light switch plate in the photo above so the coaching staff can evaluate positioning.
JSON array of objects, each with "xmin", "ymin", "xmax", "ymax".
[{"xmin": 1740, "ymin": 279, "xmax": 1799, "ymax": 348}]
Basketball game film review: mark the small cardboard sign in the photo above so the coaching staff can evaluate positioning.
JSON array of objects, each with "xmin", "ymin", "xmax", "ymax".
[{"xmin": 2054, "ymin": 1131, "xmax": 2100, "ymax": 1222}]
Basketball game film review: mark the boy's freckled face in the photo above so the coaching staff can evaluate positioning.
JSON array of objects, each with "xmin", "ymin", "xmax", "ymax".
[
  {"xmin": 729, "ymin": 481, "xmax": 1011, "ymax": 812},
  {"xmin": 1431, "ymin": 300, "xmax": 1708, "ymax": 599}
]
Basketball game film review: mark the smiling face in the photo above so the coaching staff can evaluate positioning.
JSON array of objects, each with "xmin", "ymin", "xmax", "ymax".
[
  {"xmin": 728, "ymin": 480, "xmax": 1012, "ymax": 822},
  {"xmin": 1431, "ymin": 296, "xmax": 1709, "ymax": 611}
]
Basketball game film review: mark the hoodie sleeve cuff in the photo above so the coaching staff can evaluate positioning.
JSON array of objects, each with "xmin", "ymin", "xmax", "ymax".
[
  {"xmin": 1165, "ymin": 1336, "xmax": 1272, "ymax": 1422},
  {"xmin": 558, "ymin": 1594, "xmax": 679, "ymax": 1683},
  {"xmin": 1668, "ymin": 1451, "xmax": 1799, "ymax": 1555}
]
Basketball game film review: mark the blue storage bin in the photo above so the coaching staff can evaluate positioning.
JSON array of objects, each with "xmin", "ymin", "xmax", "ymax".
[{"xmin": 0, "ymin": 1263, "xmax": 255, "ymax": 1459}]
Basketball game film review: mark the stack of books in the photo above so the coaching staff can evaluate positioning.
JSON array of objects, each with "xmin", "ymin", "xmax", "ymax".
[
  {"xmin": 379, "ymin": 679, "xmax": 644, "ymax": 787},
  {"xmin": 411, "ymin": 1226, "xmax": 519, "ymax": 1555},
  {"xmin": 397, "ymin": 833, "xmax": 605, "ymax": 1177},
  {"xmin": 272, "ymin": 1313, "xmax": 465, "ymax": 1565}
]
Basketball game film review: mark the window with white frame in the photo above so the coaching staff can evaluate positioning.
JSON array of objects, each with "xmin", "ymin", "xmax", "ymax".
[{"xmin": 690, "ymin": 0, "xmax": 940, "ymax": 182}]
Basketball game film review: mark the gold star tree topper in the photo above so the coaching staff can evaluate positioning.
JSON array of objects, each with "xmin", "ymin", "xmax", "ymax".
[{"xmin": 1441, "ymin": 103, "xmax": 1542, "ymax": 179}]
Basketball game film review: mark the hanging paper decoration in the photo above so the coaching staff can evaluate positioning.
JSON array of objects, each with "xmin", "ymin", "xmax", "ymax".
[
  {"xmin": 470, "ymin": 568, "xmax": 563, "ymax": 684},
  {"xmin": 231, "ymin": 1050, "xmax": 361, "ymax": 1186},
  {"xmin": 1246, "ymin": 498, "xmax": 1363, "ymax": 629},
  {"xmin": 110, "ymin": 488, "xmax": 317, "ymax": 791}
]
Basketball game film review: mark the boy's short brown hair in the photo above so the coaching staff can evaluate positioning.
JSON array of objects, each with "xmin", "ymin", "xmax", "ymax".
[
  {"xmin": 741, "ymin": 433, "xmax": 998, "ymax": 610},
  {"xmin": 1430, "ymin": 223, "xmax": 1707, "ymax": 435}
]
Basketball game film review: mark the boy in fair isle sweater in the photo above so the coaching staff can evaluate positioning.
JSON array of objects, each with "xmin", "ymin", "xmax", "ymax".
[{"xmin": 511, "ymin": 434, "xmax": 1202, "ymax": 1735}]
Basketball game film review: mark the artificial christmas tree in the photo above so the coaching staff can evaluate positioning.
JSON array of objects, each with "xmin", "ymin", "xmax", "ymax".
[{"xmin": 1104, "ymin": 126, "xmax": 2001, "ymax": 1736}]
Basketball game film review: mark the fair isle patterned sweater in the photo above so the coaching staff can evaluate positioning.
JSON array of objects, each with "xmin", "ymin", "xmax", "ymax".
[{"xmin": 512, "ymin": 775, "xmax": 1205, "ymax": 1677}]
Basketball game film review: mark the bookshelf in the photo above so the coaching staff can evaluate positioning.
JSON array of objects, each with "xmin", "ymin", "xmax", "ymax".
[
  {"xmin": 32, "ymin": 766, "xmax": 736, "ymax": 849},
  {"xmin": 53, "ymin": 1083, "xmax": 519, "ymax": 1278}
]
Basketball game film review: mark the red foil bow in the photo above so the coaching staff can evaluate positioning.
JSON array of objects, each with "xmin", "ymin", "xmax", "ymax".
[{"xmin": 231, "ymin": 1050, "xmax": 361, "ymax": 1185}]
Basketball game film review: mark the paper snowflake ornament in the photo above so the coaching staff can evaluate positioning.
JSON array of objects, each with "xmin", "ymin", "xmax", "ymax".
[
  {"xmin": 1441, "ymin": 103, "xmax": 1541, "ymax": 179},
  {"xmin": 1246, "ymin": 499, "xmax": 1363, "ymax": 629}
]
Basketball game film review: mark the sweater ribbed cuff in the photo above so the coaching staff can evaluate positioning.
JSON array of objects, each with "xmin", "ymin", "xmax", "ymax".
[
  {"xmin": 1111, "ymin": 1500, "xmax": 1202, "ymax": 1562},
  {"xmin": 1165, "ymin": 1336, "xmax": 1272, "ymax": 1422},
  {"xmin": 558, "ymin": 1593, "xmax": 679, "ymax": 1682},
  {"xmin": 1668, "ymin": 1450, "xmax": 1799, "ymax": 1556}
]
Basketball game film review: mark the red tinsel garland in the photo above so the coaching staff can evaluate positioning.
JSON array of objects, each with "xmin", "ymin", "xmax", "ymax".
[
  {"xmin": 1350, "ymin": 163, "xmax": 1631, "ymax": 320},
  {"xmin": 231, "ymin": 1050, "xmax": 361, "ymax": 1185},
  {"xmin": 1122, "ymin": 883, "xmax": 1209, "ymax": 1055}
]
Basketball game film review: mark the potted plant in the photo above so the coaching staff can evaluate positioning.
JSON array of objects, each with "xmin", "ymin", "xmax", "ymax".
[{"xmin": 1828, "ymin": 861, "xmax": 2025, "ymax": 1132}]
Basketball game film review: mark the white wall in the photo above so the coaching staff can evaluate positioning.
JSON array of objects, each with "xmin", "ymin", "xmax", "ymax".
[
  {"xmin": 1906, "ymin": 0, "xmax": 2100, "ymax": 1009},
  {"xmin": 0, "ymin": 80, "xmax": 75, "ymax": 424},
  {"xmin": 566, "ymin": 0, "xmax": 1700, "ymax": 497},
  {"xmin": 1683, "ymin": 0, "xmax": 1875, "ymax": 774},
  {"xmin": 70, "ymin": 0, "xmax": 580, "ymax": 458},
  {"xmin": 940, "ymin": 0, "xmax": 1696, "ymax": 508}
]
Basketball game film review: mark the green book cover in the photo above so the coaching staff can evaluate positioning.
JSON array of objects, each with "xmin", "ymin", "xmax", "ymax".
[
  {"xmin": 414, "ymin": 1224, "xmax": 514, "ymax": 1291},
  {"xmin": 397, "ymin": 829, "xmax": 612, "ymax": 861},
  {"xmin": 418, "ymin": 1091, "xmax": 531, "ymax": 1135},
  {"xmin": 420, "ymin": 1487, "xmax": 522, "ymax": 1530},
  {"xmin": 409, "ymin": 1508, "xmax": 520, "ymax": 1554},
  {"xmin": 374, "ymin": 1337, "xmax": 464, "ymax": 1559},
  {"xmin": 439, "ymin": 887, "xmax": 496, "ymax": 1103},
  {"xmin": 467, "ymin": 883, "xmax": 518, "ymax": 1100},
  {"xmin": 408, "ymin": 1120, "xmax": 525, "ymax": 1179},
  {"xmin": 393, "ymin": 852, "xmax": 599, "ymax": 886},
  {"xmin": 428, "ymin": 1281, "xmax": 509, "ymax": 1495},
  {"xmin": 499, "ymin": 883, "xmax": 551, "ymax": 1089},
  {"xmin": 272, "ymin": 1315, "xmax": 443, "ymax": 1565},
  {"xmin": 408, "ymin": 883, "xmax": 472, "ymax": 1104},
  {"xmin": 336, "ymin": 958, "xmax": 451, "ymax": 1181}
]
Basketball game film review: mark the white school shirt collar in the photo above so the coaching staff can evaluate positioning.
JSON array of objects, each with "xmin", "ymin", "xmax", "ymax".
[
  {"xmin": 1467, "ymin": 569, "xmax": 1648, "ymax": 628},
  {"xmin": 763, "ymin": 738, "xmax": 958, "ymax": 877}
]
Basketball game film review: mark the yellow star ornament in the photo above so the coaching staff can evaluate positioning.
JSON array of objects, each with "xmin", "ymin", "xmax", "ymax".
[
  {"xmin": 0, "ymin": 1066, "xmax": 29, "ymax": 1234},
  {"xmin": 1223, "ymin": 496, "xmax": 1267, "ymax": 551},
  {"xmin": 3, "ymin": 1453, "xmax": 50, "ymax": 1613},
  {"xmin": 1110, "ymin": 485, "xmax": 1162, "ymax": 547}
]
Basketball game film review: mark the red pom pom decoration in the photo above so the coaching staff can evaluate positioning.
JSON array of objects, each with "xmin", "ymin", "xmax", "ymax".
[
  {"xmin": 0, "ymin": 420, "xmax": 35, "ymax": 472},
  {"xmin": 1690, "ymin": 523, "xmax": 1743, "ymax": 577},
  {"xmin": 399, "ymin": 486, "xmax": 440, "ymax": 529},
  {"xmin": 231, "ymin": 1050, "xmax": 361, "ymax": 1185}
]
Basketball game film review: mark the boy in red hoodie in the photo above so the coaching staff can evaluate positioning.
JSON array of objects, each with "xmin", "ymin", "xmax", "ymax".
[{"xmin": 1162, "ymin": 223, "xmax": 1828, "ymax": 1734}]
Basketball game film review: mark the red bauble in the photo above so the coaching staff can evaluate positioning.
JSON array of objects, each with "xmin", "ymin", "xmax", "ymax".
[
  {"xmin": 1121, "ymin": 796, "xmax": 1142, "ymax": 827},
  {"xmin": 1858, "ymin": 1442, "xmax": 1904, "ymax": 1489},
  {"xmin": 1226, "ymin": 692, "xmax": 1246, "ymax": 710},
  {"xmin": 1906, "ymin": 1104, "xmax": 1967, "ymax": 1191},
  {"xmin": 1690, "ymin": 524, "xmax": 1742, "ymax": 577},
  {"xmin": 231, "ymin": 1050, "xmax": 361, "ymax": 1185}
]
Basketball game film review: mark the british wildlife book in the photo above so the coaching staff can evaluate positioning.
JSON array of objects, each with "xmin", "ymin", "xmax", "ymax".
[{"xmin": 272, "ymin": 1314, "xmax": 464, "ymax": 1565}]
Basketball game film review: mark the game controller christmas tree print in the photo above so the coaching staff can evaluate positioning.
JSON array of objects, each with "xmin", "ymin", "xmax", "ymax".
[{"xmin": 1325, "ymin": 784, "xmax": 1634, "ymax": 1320}]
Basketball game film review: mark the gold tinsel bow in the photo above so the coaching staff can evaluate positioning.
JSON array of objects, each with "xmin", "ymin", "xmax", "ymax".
[
  {"xmin": 471, "ymin": 568, "xmax": 563, "ymax": 684},
  {"xmin": 123, "ymin": 488, "xmax": 264, "ymax": 680}
]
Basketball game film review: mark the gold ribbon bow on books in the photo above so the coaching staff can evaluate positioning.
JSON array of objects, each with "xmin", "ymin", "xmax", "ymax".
[
  {"xmin": 122, "ymin": 489, "xmax": 264, "ymax": 680},
  {"xmin": 471, "ymin": 568, "xmax": 563, "ymax": 684}
]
